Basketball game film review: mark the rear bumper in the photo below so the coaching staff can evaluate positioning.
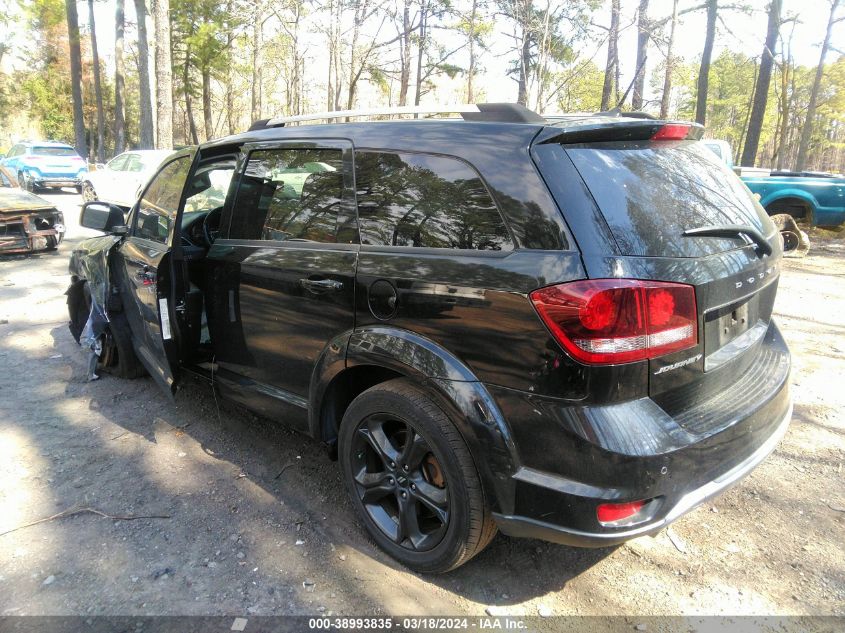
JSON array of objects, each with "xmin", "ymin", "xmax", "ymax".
[
  {"xmin": 488, "ymin": 320, "xmax": 792, "ymax": 547},
  {"xmin": 493, "ymin": 400, "xmax": 792, "ymax": 546},
  {"xmin": 33, "ymin": 177, "xmax": 83, "ymax": 188}
]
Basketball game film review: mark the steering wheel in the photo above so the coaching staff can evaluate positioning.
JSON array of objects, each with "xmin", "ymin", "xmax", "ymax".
[{"xmin": 202, "ymin": 206, "xmax": 224, "ymax": 246}]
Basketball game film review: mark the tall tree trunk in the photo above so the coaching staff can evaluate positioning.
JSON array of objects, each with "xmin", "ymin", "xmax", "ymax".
[
  {"xmin": 659, "ymin": 0, "xmax": 678, "ymax": 119},
  {"xmin": 601, "ymin": 0, "xmax": 620, "ymax": 110},
  {"xmin": 225, "ymin": 0, "xmax": 235, "ymax": 135},
  {"xmin": 134, "ymin": 0, "xmax": 154, "ymax": 148},
  {"xmin": 332, "ymin": 0, "xmax": 343, "ymax": 110},
  {"xmin": 795, "ymin": 0, "xmax": 839, "ymax": 170},
  {"xmin": 88, "ymin": 0, "xmax": 105, "ymax": 162},
  {"xmin": 66, "ymin": 0, "xmax": 87, "ymax": 159},
  {"xmin": 631, "ymin": 0, "xmax": 650, "ymax": 111},
  {"xmin": 737, "ymin": 62, "xmax": 758, "ymax": 163},
  {"xmin": 202, "ymin": 66, "xmax": 212, "ymax": 141},
  {"xmin": 517, "ymin": 29, "xmax": 531, "ymax": 106},
  {"xmin": 398, "ymin": 0, "xmax": 412, "ymax": 106},
  {"xmin": 775, "ymin": 65, "xmax": 790, "ymax": 169},
  {"xmin": 251, "ymin": 0, "xmax": 262, "ymax": 121},
  {"xmin": 290, "ymin": 4, "xmax": 302, "ymax": 115},
  {"xmin": 153, "ymin": 0, "xmax": 173, "ymax": 149},
  {"xmin": 466, "ymin": 0, "xmax": 478, "ymax": 103},
  {"xmin": 183, "ymin": 50, "xmax": 198, "ymax": 145},
  {"xmin": 325, "ymin": 0, "xmax": 334, "ymax": 110},
  {"xmin": 114, "ymin": 0, "xmax": 126, "ymax": 154},
  {"xmin": 695, "ymin": 0, "xmax": 717, "ymax": 124},
  {"xmin": 346, "ymin": 1, "xmax": 364, "ymax": 111},
  {"xmin": 741, "ymin": 0, "xmax": 780, "ymax": 167},
  {"xmin": 775, "ymin": 32, "xmax": 793, "ymax": 170},
  {"xmin": 414, "ymin": 0, "xmax": 427, "ymax": 105}
]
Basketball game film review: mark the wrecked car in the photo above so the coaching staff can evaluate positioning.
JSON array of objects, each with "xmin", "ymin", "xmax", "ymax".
[
  {"xmin": 0, "ymin": 166, "xmax": 65, "ymax": 254},
  {"xmin": 66, "ymin": 104, "xmax": 793, "ymax": 573}
]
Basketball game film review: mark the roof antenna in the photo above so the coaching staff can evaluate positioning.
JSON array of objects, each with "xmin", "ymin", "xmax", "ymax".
[{"xmin": 605, "ymin": 57, "xmax": 648, "ymax": 116}]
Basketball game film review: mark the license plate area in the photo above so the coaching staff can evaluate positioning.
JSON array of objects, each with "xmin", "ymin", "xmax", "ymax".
[{"xmin": 704, "ymin": 294, "xmax": 759, "ymax": 354}]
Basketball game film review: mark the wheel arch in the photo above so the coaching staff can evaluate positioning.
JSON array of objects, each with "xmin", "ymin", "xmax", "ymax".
[
  {"xmin": 761, "ymin": 190, "xmax": 817, "ymax": 219},
  {"xmin": 309, "ymin": 326, "xmax": 520, "ymax": 514}
]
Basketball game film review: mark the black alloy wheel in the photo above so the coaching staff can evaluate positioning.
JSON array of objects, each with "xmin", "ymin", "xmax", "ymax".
[
  {"xmin": 339, "ymin": 379, "xmax": 497, "ymax": 573},
  {"xmin": 350, "ymin": 412, "xmax": 450, "ymax": 552}
]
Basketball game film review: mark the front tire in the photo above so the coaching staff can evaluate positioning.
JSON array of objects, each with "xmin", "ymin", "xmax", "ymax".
[
  {"xmin": 339, "ymin": 378, "xmax": 496, "ymax": 573},
  {"xmin": 71, "ymin": 281, "xmax": 147, "ymax": 379},
  {"xmin": 18, "ymin": 171, "xmax": 33, "ymax": 192}
]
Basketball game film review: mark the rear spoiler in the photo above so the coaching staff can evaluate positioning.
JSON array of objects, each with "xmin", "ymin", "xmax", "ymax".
[{"xmin": 537, "ymin": 119, "xmax": 705, "ymax": 145}]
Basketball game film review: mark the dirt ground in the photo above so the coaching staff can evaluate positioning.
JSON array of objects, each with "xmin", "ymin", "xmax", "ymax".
[{"xmin": 0, "ymin": 191, "xmax": 843, "ymax": 619}]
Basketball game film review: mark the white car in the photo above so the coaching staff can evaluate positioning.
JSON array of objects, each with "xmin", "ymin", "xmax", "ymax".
[{"xmin": 82, "ymin": 150, "xmax": 175, "ymax": 208}]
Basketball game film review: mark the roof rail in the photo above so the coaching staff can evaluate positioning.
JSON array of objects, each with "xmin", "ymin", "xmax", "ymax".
[{"xmin": 254, "ymin": 102, "xmax": 545, "ymax": 129}]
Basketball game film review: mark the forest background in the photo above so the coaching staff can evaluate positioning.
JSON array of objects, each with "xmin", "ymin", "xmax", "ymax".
[{"xmin": 0, "ymin": 0, "xmax": 843, "ymax": 171}]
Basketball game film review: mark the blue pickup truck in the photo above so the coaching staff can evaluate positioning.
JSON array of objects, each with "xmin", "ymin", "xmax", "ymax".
[
  {"xmin": 741, "ymin": 170, "xmax": 845, "ymax": 227},
  {"xmin": 701, "ymin": 142, "xmax": 845, "ymax": 227}
]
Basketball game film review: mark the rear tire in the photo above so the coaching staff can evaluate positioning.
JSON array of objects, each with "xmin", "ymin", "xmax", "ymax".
[{"xmin": 339, "ymin": 378, "xmax": 496, "ymax": 573}]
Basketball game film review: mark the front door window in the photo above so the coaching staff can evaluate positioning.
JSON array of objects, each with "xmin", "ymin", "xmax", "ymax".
[{"xmin": 134, "ymin": 156, "xmax": 192, "ymax": 244}]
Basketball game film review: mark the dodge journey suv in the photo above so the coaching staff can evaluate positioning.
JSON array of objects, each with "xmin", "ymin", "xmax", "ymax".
[{"xmin": 66, "ymin": 103, "xmax": 792, "ymax": 573}]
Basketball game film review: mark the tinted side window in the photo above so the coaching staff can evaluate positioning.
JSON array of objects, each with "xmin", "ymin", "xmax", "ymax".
[
  {"xmin": 354, "ymin": 151, "xmax": 511, "ymax": 251},
  {"xmin": 135, "ymin": 156, "xmax": 192, "ymax": 244},
  {"xmin": 229, "ymin": 148, "xmax": 345, "ymax": 243}
]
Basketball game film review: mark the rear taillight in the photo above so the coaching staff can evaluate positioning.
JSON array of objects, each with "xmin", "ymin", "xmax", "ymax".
[{"xmin": 529, "ymin": 279, "xmax": 698, "ymax": 365}]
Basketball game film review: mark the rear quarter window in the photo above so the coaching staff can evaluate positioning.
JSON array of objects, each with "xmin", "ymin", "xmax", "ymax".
[
  {"xmin": 355, "ymin": 150, "xmax": 512, "ymax": 251},
  {"xmin": 566, "ymin": 141, "xmax": 772, "ymax": 257}
]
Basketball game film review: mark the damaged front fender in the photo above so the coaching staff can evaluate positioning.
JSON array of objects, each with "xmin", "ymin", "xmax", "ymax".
[
  {"xmin": 66, "ymin": 234, "xmax": 124, "ymax": 379},
  {"xmin": 68, "ymin": 234, "xmax": 123, "ymax": 308}
]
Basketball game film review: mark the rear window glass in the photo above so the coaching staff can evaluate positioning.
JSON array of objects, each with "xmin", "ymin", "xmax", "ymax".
[
  {"xmin": 566, "ymin": 141, "xmax": 771, "ymax": 257},
  {"xmin": 32, "ymin": 146, "xmax": 78, "ymax": 157}
]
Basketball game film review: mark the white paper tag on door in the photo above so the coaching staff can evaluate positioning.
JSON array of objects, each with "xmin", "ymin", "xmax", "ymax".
[{"xmin": 159, "ymin": 298, "xmax": 173, "ymax": 340}]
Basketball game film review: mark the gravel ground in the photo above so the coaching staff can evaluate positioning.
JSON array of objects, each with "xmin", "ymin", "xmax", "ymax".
[{"xmin": 0, "ymin": 191, "xmax": 843, "ymax": 619}]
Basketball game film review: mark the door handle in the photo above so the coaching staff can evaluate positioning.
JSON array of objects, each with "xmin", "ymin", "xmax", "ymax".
[{"xmin": 299, "ymin": 278, "xmax": 343, "ymax": 293}]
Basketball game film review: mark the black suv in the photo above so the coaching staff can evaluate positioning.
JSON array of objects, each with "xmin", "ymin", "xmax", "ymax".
[{"xmin": 67, "ymin": 104, "xmax": 792, "ymax": 573}]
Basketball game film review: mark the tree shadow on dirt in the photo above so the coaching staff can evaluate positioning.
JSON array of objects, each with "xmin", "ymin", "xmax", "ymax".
[{"xmin": 44, "ymin": 322, "xmax": 616, "ymax": 609}]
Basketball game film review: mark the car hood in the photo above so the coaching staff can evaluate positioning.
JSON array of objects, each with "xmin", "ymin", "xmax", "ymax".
[{"xmin": 0, "ymin": 187, "xmax": 56, "ymax": 213}]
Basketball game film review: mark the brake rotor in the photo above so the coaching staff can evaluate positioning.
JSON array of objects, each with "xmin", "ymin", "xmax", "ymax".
[{"xmin": 422, "ymin": 453, "xmax": 446, "ymax": 488}]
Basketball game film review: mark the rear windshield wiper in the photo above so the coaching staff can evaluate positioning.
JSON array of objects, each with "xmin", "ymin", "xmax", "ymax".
[{"xmin": 683, "ymin": 224, "xmax": 772, "ymax": 256}]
